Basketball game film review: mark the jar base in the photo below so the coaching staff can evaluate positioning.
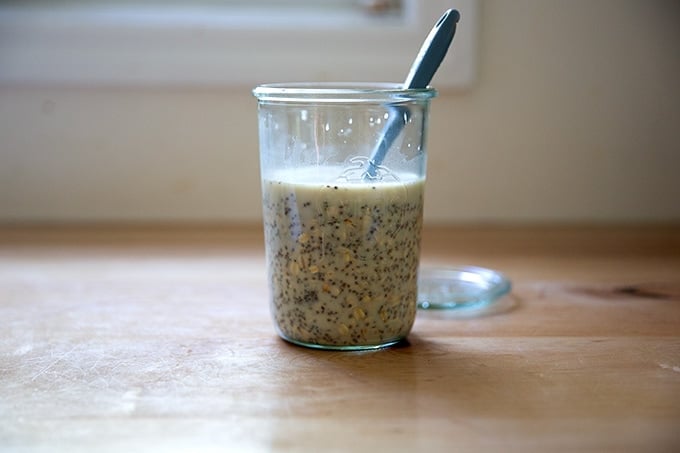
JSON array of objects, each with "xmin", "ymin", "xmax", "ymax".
[{"xmin": 278, "ymin": 333, "xmax": 406, "ymax": 351}]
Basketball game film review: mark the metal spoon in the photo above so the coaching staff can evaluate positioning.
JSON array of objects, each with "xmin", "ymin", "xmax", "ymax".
[{"xmin": 364, "ymin": 8, "xmax": 460, "ymax": 179}]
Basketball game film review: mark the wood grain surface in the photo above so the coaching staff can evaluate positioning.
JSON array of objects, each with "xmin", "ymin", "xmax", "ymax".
[{"xmin": 1, "ymin": 225, "xmax": 679, "ymax": 452}]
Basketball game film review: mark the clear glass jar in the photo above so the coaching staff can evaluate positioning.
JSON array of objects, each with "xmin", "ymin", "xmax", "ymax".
[{"xmin": 253, "ymin": 82, "xmax": 436, "ymax": 350}]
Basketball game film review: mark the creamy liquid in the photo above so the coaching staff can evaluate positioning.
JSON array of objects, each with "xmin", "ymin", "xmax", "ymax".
[{"xmin": 262, "ymin": 167, "xmax": 424, "ymax": 347}]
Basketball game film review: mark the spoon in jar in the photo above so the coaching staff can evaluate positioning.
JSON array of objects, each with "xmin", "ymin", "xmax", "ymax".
[{"xmin": 364, "ymin": 8, "xmax": 460, "ymax": 179}]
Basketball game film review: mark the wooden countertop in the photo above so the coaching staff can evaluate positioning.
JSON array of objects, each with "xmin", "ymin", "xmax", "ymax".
[{"xmin": 1, "ymin": 225, "xmax": 679, "ymax": 452}]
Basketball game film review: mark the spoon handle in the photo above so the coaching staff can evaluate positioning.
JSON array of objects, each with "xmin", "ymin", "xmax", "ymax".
[
  {"xmin": 364, "ymin": 9, "xmax": 459, "ymax": 179},
  {"xmin": 404, "ymin": 8, "xmax": 460, "ymax": 89}
]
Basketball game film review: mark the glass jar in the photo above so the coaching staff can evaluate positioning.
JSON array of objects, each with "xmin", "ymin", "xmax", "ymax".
[{"xmin": 253, "ymin": 82, "xmax": 436, "ymax": 350}]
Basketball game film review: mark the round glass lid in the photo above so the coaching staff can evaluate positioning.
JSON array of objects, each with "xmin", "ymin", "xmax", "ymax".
[{"xmin": 417, "ymin": 266, "xmax": 512, "ymax": 310}]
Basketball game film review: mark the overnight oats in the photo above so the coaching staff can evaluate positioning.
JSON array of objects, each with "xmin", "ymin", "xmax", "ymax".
[
  {"xmin": 254, "ymin": 82, "xmax": 436, "ymax": 350},
  {"xmin": 262, "ymin": 167, "xmax": 423, "ymax": 349}
]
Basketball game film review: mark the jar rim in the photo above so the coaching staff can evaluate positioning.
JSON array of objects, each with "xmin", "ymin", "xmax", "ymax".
[{"xmin": 252, "ymin": 82, "xmax": 437, "ymax": 103}]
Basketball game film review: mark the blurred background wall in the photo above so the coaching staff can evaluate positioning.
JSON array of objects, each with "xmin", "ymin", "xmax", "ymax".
[{"xmin": 1, "ymin": 0, "xmax": 679, "ymax": 224}]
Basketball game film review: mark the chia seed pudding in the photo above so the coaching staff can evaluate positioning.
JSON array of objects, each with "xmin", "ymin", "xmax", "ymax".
[{"xmin": 262, "ymin": 166, "xmax": 424, "ymax": 349}]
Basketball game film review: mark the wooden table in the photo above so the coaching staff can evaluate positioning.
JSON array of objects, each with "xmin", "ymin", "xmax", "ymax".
[{"xmin": 1, "ymin": 225, "xmax": 679, "ymax": 452}]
